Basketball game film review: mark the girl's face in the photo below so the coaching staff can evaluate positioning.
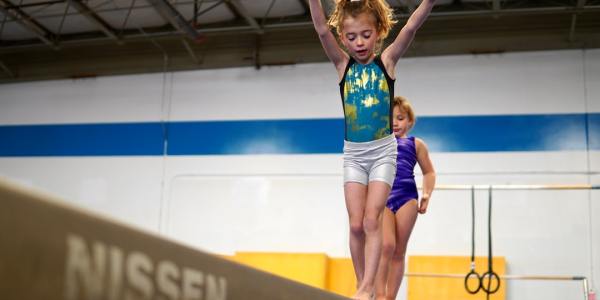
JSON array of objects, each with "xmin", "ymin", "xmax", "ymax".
[
  {"xmin": 341, "ymin": 12, "xmax": 379, "ymax": 64},
  {"xmin": 393, "ymin": 105, "xmax": 413, "ymax": 138}
]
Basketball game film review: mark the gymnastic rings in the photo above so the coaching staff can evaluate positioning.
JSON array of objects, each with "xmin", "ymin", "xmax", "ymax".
[
  {"xmin": 481, "ymin": 186, "xmax": 501, "ymax": 298},
  {"xmin": 464, "ymin": 267, "xmax": 482, "ymax": 294},
  {"xmin": 464, "ymin": 267, "xmax": 501, "ymax": 295},
  {"xmin": 464, "ymin": 186, "xmax": 482, "ymax": 294},
  {"xmin": 464, "ymin": 269, "xmax": 501, "ymax": 296},
  {"xmin": 480, "ymin": 271, "xmax": 501, "ymax": 294},
  {"xmin": 464, "ymin": 186, "xmax": 501, "ymax": 297}
]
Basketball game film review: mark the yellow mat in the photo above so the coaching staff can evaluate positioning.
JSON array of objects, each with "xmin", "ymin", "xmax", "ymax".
[{"xmin": 408, "ymin": 255, "xmax": 506, "ymax": 300}]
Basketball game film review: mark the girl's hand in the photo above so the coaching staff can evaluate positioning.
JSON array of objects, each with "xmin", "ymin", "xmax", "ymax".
[{"xmin": 418, "ymin": 193, "xmax": 430, "ymax": 214}]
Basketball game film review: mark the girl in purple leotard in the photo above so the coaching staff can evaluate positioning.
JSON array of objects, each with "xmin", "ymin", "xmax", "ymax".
[{"xmin": 374, "ymin": 96, "xmax": 436, "ymax": 300}]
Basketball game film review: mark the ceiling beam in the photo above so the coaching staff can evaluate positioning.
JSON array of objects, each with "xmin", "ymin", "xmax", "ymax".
[
  {"xmin": 2, "ymin": 0, "xmax": 63, "ymax": 9},
  {"xmin": 67, "ymin": 0, "xmax": 120, "ymax": 41},
  {"xmin": 224, "ymin": 0, "xmax": 263, "ymax": 34},
  {"xmin": 0, "ymin": 0, "xmax": 57, "ymax": 47},
  {"xmin": 146, "ymin": 0, "xmax": 203, "ymax": 41},
  {"xmin": 2, "ymin": 4, "xmax": 600, "ymax": 50}
]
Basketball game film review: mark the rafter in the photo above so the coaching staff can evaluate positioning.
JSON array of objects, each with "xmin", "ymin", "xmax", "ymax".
[
  {"xmin": 224, "ymin": 0, "xmax": 263, "ymax": 34},
  {"xmin": 1, "ymin": 2, "xmax": 600, "ymax": 50},
  {"xmin": 67, "ymin": 0, "xmax": 120, "ymax": 41},
  {"xmin": 0, "ymin": 0, "xmax": 56, "ymax": 47},
  {"xmin": 146, "ymin": 0, "xmax": 203, "ymax": 41},
  {"xmin": 193, "ymin": 0, "xmax": 223, "ymax": 23}
]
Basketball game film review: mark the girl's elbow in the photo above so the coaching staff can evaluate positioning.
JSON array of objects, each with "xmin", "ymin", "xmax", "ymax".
[
  {"xmin": 405, "ymin": 26, "xmax": 417, "ymax": 36},
  {"xmin": 316, "ymin": 27, "xmax": 331, "ymax": 38}
]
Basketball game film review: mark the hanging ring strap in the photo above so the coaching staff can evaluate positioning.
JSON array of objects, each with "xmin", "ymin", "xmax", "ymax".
[
  {"xmin": 464, "ymin": 185, "xmax": 482, "ymax": 294},
  {"xmin": 481, "ymin": 185, "xmax": 501, "ymax": 295}
]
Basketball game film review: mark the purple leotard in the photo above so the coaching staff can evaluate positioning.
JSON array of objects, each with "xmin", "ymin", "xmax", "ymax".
[{"xmin": 386, "ymin": 136, "xmax": 419, "ymax": 214}]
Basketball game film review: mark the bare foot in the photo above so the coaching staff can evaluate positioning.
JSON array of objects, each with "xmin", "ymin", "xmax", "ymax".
[{"xmin": 352, "ymin": 291, "xmax": 373, "ymax": 300}]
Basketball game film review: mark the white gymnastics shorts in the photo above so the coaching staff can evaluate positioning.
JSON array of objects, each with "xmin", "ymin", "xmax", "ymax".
[{"xmin": 343, "ymin": 134, "xmax": 397, "ymax": 187}]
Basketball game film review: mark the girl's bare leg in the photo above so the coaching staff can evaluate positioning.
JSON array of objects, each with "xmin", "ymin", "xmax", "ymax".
[
  {"xmin": 374, "ymin": 208, "xmax": 396, "ymax": 300},
  {"xmin": 386, "ymin": 200, "xmax": 418, "ymax": 299},
  {"xmin": 345, "ymin": 182, "xmax": 368, "ymax": 286},
  {"xmin": 354, "ymin": 181, "xmax": 390, "ymax": 300}
]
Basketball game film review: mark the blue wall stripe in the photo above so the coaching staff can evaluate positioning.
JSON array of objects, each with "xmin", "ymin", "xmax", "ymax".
[
  {"xmin": 589, "ymin": 114, "xmax": 600, "ymax": 151},
  {"xmin": 0, "ymin": 123, "xmax": 164, "ymax": 156},
  {"xmin": 0, "ymin": 114, "xmax": 598, "ymax": 156},
  {"xmin": 413, "ymin": 114, "xmax": 589, "ymax": 152},
  {"xmin": 167, "ymin": 119, "xmax": 343, "ymax": 155}
]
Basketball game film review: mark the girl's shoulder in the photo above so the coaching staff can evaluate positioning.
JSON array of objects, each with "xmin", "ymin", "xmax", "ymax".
[
  {"xmin": 414, "ymin": 137, "xmax": 430, "ymax": 152},
  {"xmin": 399, "ymin": 136, "xmax": 416, "ymax": 142}
]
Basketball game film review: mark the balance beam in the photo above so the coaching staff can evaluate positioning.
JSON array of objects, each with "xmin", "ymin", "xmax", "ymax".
[{"xmin": 0, "ymin": 178, "xmax": 349, "ymax": 300}]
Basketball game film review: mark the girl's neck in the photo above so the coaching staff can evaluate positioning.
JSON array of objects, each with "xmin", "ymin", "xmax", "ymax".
[{"xmin": 353, "ymin": 53, "xmax": 376, "ymax": 65}]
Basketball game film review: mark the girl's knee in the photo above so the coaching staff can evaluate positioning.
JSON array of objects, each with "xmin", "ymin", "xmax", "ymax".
[
  {"xmin": 392, "ymin": 249, "xmax": 406, "ymax": 261},
  {"xmin": 363, "ymin": 215, "xmax": 380, "ymax": 233},
  {"xmin": 349, "ymin": 220, "xmax": 364, "ymax": 236},
  {"xmin": 381, "ymin": 241, "xmax": 395, "ymax": 258}
]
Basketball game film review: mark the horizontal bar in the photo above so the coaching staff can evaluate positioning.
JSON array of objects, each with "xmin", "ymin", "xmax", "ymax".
[
  {"xmin": 424, "ymin": 184, "xmax": 599, "ymax": 191},
  {"xmin": 406, "ymin": 272, "xmax": 587, "ymax": 281}
]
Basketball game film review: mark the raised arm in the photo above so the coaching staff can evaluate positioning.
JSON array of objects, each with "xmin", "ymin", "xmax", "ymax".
[
  {"xmin": 308, "ymin": 0, "xmax": 348, "ymax": 76},
  {"xmin": 415, "ymin": 138, "xmax": 436, "ymax": 214},
  {"xmin": 381, "ymin": 0, "xmax": 435, "ymax": 72}
]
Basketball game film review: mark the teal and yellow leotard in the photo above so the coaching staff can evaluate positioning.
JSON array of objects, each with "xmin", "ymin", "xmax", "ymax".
[{"xmin": 339, "ymin": 56, "xmax": 395, "ymax": 142}]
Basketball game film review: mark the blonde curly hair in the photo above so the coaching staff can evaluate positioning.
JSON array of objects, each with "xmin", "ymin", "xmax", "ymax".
[{"xmin": 327, "ymin": 0, "xmax": 397, "ymax": 41}]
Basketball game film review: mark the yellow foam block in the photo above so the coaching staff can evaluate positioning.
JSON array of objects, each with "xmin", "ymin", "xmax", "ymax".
[
  {"xmin": 232, "ymin": 252, "xmax": 329, "ymax": 289},
  {"xmin": 326, "ymin": 257, "xmax": 357, "ymax": 297},
  {"xmin": 408, "ymin": 256, "xmax": 506, "ymax": 300}
]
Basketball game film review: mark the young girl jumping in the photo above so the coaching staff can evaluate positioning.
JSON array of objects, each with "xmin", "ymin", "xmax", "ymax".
[{"xmin": 308, "ymin": 1, "xmax": 435, "ymax": 299}]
